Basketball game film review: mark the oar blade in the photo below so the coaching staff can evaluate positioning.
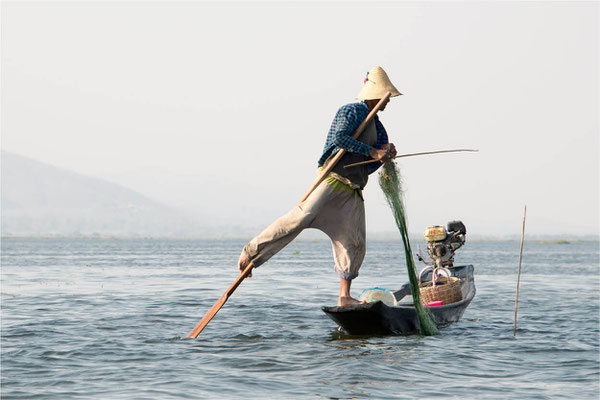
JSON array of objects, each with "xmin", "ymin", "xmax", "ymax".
[
  {"xmin": 187, "ymin": 294, "xmax": 228, "ymax": 338},
  {"xmin": 186, "ymin": 263, "xmax": 255, "ymax": 339}
]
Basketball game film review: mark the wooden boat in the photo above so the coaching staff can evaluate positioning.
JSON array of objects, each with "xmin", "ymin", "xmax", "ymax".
[{"xmin": 322, "ymin": 264, "xmax": 476, "ymax": 335}]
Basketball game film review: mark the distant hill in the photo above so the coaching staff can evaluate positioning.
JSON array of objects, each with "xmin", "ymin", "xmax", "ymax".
[{"xmin": 1, "ymin": 151, "xmax": 202, "ymax": 237}]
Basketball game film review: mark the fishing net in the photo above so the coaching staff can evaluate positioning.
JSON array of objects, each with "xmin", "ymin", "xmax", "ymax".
[{"xmin": 378, "ymin": 161, "xmax": 440, "ymax": 336}]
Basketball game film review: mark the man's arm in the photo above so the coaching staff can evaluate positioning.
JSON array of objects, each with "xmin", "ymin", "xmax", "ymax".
[
  {"xmin": 330, "ymin": 106, "xmax": 373, "ymax": 156},
  {"xmin": 330, "ymin": 105, "xmax": 396, "ymax": 167},
  {"xmin": 367, "ymin": 121, "xmax": 396, "ymax": 174}
]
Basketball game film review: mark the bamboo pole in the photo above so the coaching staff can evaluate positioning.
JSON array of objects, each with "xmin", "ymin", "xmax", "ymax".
[
  {"xmin": 343, "ymin": 149, "xmax": 479, "ymax": 169},
  {"xmin": 186, "ymin": 92, "xmax": 392, "ymax": 338},
  {"xmin": 513, "ymin": 205, "xmax": 527, "ymax": 337}
]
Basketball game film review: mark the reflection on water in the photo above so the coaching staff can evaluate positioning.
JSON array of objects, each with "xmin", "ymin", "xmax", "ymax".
[{"xmin": 1, "ymin": 238, "xmax": 599, "ymax": 399}]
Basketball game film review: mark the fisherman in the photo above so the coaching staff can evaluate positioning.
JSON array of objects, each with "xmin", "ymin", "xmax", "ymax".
[{"xmin": 237, "ymin": 66, "xmax": 402, "ymax": 306}]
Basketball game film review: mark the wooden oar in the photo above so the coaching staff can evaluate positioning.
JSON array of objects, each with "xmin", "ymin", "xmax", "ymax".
[
  {"xmin": 187, "ymin": 262, "xmax": 255, "ymax": 338},
  {"xmin": 186, "ymin": 93, "xmax": 392, "ymax": 338},
  {"xmin": 343, "ymin": 149, "xmax": 479, "ymax": 169}
]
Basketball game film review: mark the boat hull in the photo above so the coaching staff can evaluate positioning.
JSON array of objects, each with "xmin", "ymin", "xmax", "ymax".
[{"xmin": 322, "ymin": 265, "xmax": 476, "ymax": 335}]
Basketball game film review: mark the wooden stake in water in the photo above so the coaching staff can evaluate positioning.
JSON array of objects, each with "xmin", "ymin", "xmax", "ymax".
[{"xmin": 513, "ymin": 205, "xmax": 527, "ymax": 337}]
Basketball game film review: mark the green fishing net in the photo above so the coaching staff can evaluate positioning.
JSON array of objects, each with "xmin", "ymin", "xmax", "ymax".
[{"xmin": 379, "ymin": 161, "xmax": 440, "ymax": 336}]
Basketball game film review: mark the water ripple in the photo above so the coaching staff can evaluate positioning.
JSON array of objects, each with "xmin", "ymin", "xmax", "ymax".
[{"xmin": 1, "ymin": 238, "xmax": 598, "ymax": 399}]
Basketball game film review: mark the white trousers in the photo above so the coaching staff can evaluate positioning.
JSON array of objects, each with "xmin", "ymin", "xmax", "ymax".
[{"xmin": 241, "ymin": 180, "xmax": 366, "ymax": 280}]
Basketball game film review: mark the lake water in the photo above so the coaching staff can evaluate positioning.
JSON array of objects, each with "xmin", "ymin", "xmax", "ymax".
[{"xmin": 1, "ymin": 237, "xmax": 599, "ymax": 399}]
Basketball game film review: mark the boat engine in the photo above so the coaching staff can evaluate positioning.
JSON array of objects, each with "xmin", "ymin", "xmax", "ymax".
[{"xmin": 418, "ymin": 220, "xmax": 466, "ymax": 268}]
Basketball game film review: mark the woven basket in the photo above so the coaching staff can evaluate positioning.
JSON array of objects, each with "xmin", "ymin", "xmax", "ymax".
[{"xmin": 419, "ymin": 277, "xmax": 462, "ymax": 305}]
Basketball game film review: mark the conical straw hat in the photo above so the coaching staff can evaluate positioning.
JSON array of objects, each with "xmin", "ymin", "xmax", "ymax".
[{"xmin": 356, "ymin": 66, "xmax": 402, "ymax": 100}]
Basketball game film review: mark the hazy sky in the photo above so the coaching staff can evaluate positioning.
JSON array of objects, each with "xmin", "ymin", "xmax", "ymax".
[{"xmin": 2, "ymin": 1, "xmax": 598, "ymax": 236}]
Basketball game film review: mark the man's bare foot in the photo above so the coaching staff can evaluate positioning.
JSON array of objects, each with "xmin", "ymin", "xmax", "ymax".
[
  {"xmin": 338, "ymin": 296, "xmax": 365, "ymax": 306},
  {"xmin": 237, "ymin": 252, "xmax": 252, "ymax": 278}
]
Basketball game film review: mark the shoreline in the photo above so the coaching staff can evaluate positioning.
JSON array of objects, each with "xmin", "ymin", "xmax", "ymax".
[{"xmin": 1, "ymin": 235, "xmax": 598, "ymax": 243}]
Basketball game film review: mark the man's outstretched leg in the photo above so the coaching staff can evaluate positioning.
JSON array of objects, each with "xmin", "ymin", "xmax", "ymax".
[
  {"xmin": 237, "ymin": 181, "xmax": 332, "ymax": 277},
  {"xmin": 338, "ymin": 278, "xmax": 365, "ymax": 306}
]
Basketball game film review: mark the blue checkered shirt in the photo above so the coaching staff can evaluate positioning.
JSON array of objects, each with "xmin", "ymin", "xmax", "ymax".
[{"xmin": 318, "ymin": 101, "xmax": 389, "ymax": 175}]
